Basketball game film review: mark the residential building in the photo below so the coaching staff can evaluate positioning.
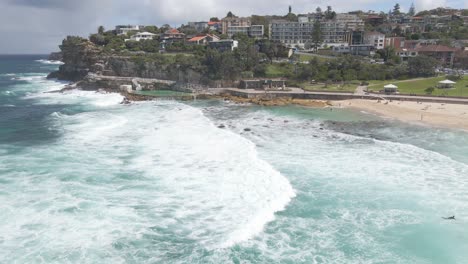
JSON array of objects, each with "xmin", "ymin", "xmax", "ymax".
[
  {"xmin": 125, "ymin": 32, "xmax": 156, "ymax": 42},
  {"xmin": 208, "ymin": 21, "xmax": 222, "ymax": 32},
  {"xmin": 188, "ymin": 34, "xmax": 220, "ymax": 45},
  {"xmin": 269, "ymin": 13, "xmax": 364, "ymax": 48},
  {"xmin": 397, "ymin": 45, "xmax": 458, "ymax": 66},
  {"xmin": 208, "ymin": 39, "xmax": 239, "ymax": 52},
  {"xmin": 363, "ymin": 31, "xmax": 385, "ymax": 50},
  {"xmin": 249, "ymin": 25, "xmax": 265, "ymax": 38},
  {"xmin": 187, "ymin": 22, "xmax": 209, "ymax": 32},
  {"xmin": 349, "ymin": 44, "xmax": 376, "ymax": 56},
  {"xmin": 269, "ymin": 20, "xmax": 314, "ymax": 48},
  {"xmin": 160, "ymin": 29, "xmax": 186, "ymax": 49},
  {"xmin": 349, "ymin": 31, "xmax": 364, "ymax": 45},
  {"xmin": 350, "ymin": 44, "xmax": 376, "ymax": 56},
  {"xmin": 220, "ymin": 16, "xmax": 264, "ymax": 38},
  {"xmin": 161, "ymin": 28, "xmax": 186, "ymax": 40},
  {"xmin": 226, "ymin": 26, "xmax": 250, "ymax": 36},
  {"xmin": 385, "ymin": 37, "xmax": 405, "ymax": 49},
  {"xmin": 221, "ymin": 17, "xmax": 251, "ymax": 35},
  {"xmin": 115, "ymin": 25, "xmax": 143, "ymax": 35},
  {"xmin": 366, "ymin": 15, "xmax": 384, "ymax": 26}
]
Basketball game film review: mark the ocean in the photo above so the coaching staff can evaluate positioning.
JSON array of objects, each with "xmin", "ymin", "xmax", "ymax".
[{"xmin": 1, "ymin": 55, "xmax": 468, "ymax": 263}]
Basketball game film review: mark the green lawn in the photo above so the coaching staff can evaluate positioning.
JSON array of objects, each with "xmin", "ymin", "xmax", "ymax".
[
  {"xmin": 265, "ymin": 63, "xmax": 294, "ymax": 78},
  {"xmin": 368, "ymin": 76, "xmax": 468, "ymax": 97},
  {"xmin": 302, "ymin": 83, "xmax": 357, "ymax": 92}
]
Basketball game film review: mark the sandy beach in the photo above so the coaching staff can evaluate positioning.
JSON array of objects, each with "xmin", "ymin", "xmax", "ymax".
[{"xmin": 333, "ymin": 99, "xmax": 468, "ymax": 131}]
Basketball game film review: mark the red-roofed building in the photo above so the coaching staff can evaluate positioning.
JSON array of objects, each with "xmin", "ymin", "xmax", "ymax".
[
  {"xmin": 162, "ymin": 29, "xmax": 186, "ymax": 39},
  {"xmin": 366, "ymin": 16, "xmax": 384, "ymax": 26},
  {"xmin": 397, "ymin": 44, "xmax": 458, "ymax": 66},
  {"xmin": 188, "ymin": 34, "xmax": 220, "ymax": 45},
  {"xmin": 160, "ymin": 28, "xmax": 187, "ymax": 50},
  {"xmin": 208, "ymin": 21, "xmax": 222, "ymax": 32}
]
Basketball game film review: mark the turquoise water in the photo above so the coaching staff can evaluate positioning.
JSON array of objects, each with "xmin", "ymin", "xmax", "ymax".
[{"xmin": 1, "ymin": 56, "xmax": 468, "ymax": 263}]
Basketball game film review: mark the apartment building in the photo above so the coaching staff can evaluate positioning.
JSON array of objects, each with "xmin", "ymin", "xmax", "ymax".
[
  {"xmin": 269, "ymin": 13, "xmax": 364, "ymax": 48},
  {"xmin": 221, "ymin": 17, "xmax": 251, "ymax": 35},
  {"xmin": 363, "ymin": 31, "xmax": 385, "ymax": 50},
  {"xmin": 222, "ymin": 17, "xmax": 264, "ymax": 38}
]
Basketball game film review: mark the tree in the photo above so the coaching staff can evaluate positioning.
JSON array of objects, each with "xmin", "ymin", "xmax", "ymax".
[
  {"xmin": 393, "ymin": 3, "xmax": 401, "ymax": 16},
  {"xmin": 144, "ymin": 26, "xmax": 159, "ymax": 34},
  {"xmin": 311, "ymin": 20, "xmax": 323, "ymax": 52},
  {"xmin": 89, "ymin": 33, "xmax": 107, "ymax": 46},
  {"xmin": 408, "ymin": 3, "xmax": 416, "ymax": 16},
  {"xmin": 325, "ymin": 6, "xmax": 336, "ymax": 19},
  {"xmin": 407, "ymin": 55, "xmax": 438, "ymax": 77},
  {"xmin": 98, "ymin": 26, "xmax": 105, "ymax": 34},
  {"xmin": 289, "ymin": 5, "xmax": 292, "ymax": 14},
  {"xmin": 316, "ymin": 7, "xmax": 322, "ymax": 14},
  {"xmin": 424, "ymin": 87, "xmax": 435, "ymax": 95},
  {"xmin": 210, "ymin": 17, "xmax": 220, "ymax": 22}
]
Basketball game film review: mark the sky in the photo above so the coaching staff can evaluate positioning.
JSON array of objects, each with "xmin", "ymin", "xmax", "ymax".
[{"xmin": 0, "ymin": 0, "xmax": 466, "ymax": 54}]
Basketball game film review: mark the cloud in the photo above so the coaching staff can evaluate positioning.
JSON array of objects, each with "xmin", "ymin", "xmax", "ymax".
[{"xmin": 8, "ymin": 0, "xmax": 82, "ymax": 9}]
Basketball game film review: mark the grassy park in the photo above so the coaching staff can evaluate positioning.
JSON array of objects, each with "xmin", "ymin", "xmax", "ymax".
[{"xmin": 368, "ymin": 76, "xmax": 468, "ymax": 97}]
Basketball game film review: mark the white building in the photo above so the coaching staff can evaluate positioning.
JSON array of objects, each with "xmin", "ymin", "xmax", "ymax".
[
  {"xmin": 115, "ymin": 25, "xmax": 143, "ymax": 35},
  {"xmin": 125, "ymin": 32, "xmax": 156, "ymax": 42},
  {"xmin": 269, "ymin": 14, "xmax": 364, "ymax": 48},
  {"xmin": 364, "ymin": 31, "xmax": 385, "ymax": 50},
  {"xmin": 208, "ymin": 39, "xmax": 239, "ymax": 52}
]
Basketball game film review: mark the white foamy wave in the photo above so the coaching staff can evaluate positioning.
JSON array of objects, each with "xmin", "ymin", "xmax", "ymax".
[
  {"xmin": 29, "ymin": 88, "xmax": 124, "ymax": 107},
  {"xmin": 35, "ymin": 59, "xmax": 64, "ymax": 65},
  {"xmin": 1, "ymin": 73, "xmax": 16, "ymax": 77},
  {"xmin": 0, "ymin": 101, "xmax": 295, "ymax": 262}
]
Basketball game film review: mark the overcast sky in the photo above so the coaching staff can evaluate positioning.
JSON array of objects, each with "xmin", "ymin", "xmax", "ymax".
[{"xmin": 0, "ymin": 0, "xmax": 466, "ymax": 54}]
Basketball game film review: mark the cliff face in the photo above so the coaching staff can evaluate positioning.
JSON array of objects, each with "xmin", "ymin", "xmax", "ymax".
[
  {"xmin": 48, "ymin": 36, "xmax": 102, "ymax": 81},
  {"xmin": 48, "ymin": 36, "xmax": 205, "ymax": 87}
]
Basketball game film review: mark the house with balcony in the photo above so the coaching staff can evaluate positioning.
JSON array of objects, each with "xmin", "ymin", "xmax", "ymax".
[
  {"xmin": 115, "ymin": 25, "xmax": 144, "ymax": 35},
  {"xmin": 188, "ymin": 34, "xmax": 220, "ymax": 45},
  {"xmin": 208, "ymin": 39, "xmax": 239, "ymax": 52},
  {"xmin": 125, "ymin": 32, "xmax": 156, "ymax": 42},
  {"xmin": 397, "ymin": 45, "xmax": 458, "ymax": 66}
]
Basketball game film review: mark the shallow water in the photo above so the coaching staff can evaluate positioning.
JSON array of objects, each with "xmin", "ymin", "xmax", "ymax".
[{"xmin": 1, "ymin": 56, "xmax": 468, "ymax": 263}]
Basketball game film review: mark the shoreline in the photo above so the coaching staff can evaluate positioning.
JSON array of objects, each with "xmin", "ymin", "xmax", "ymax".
[
  {"xmin": 49, "ymin": 85, "xmax": 468, "ymax": 131},
  {"xmin": 332, "ymin": 99, "xmax": 468, "ymax": 131}
]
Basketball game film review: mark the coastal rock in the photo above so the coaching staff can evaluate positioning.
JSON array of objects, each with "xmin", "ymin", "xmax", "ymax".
[
  {"xmin": 47, "ymin": 36, "xmax": 102, "ymax": 81},
  {"xmin": 48, "ymin": 52, "xmax": 63, "ymax": 61},
  {"xmin": 220, "ymin": 94, "xmax": 330, "ymax": 108}
]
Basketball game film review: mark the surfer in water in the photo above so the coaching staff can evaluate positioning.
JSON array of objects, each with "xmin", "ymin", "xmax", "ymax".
[{"xmin": 442, "ymin": 216, "xmax": 455, "ymax": 220}]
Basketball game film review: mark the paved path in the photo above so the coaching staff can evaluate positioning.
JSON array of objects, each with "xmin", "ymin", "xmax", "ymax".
[
  {"xmin": 354, "ymin": 85, "xmax": 368, "ymax": 95},
  {"xmin": 225, "ymin": 88, "xmax": 468, "ymax": 105}
]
